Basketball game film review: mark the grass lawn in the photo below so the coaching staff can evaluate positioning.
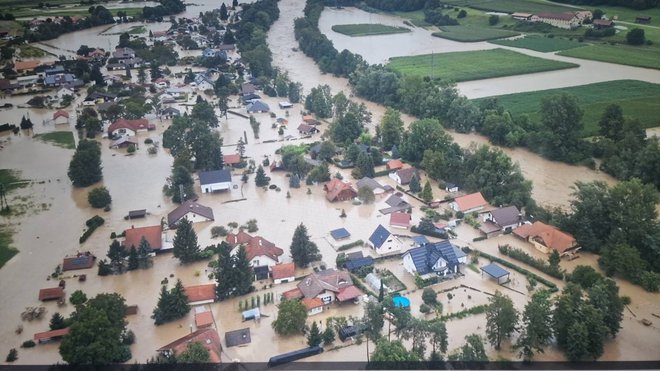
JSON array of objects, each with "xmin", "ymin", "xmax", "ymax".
[
  {"xmin": 491, "ymin": 35, "xmax": 584, "ymax": 52},
  {"xmin": 0, "ymin": 227, "xmax": 17, "ymax": 270},
  {"xmin": 331, "ymin": 23, "xmax": 411, "ymax": 37},
  {"xmin": 12, "ymin": 6, "xmax": 142, "ymax": 18},
  {"xmin": 433, "ymin": 25, "xmax": 519, "ymax": 42},
  {"xmin": 437, "ymin": 0, "xmax": 581, "ymax": 14},
  {"xmin": 391, "ymin": 10, "xmax": 432, "ymax": 28},
  {"xmin": 558, "ymin": 43, "xmax": 660, "ymax": 70},
  {"xmin": 474, "ymin": 80, "xmax": 660, "ymax": 137},
  {"xmin": 16, "ymin": 43, "xmax": 51, "ymax": 58},
  {"xmin": 387, "ymin": 48, "xmax": 578, "ymax": 82},
  {"xmin": 594, "ymin": 5, "xmax": 660, "ymax": 28},
  {"xmin": 34, "ymin": 131, "xmax": 75, "ymax": 150}
]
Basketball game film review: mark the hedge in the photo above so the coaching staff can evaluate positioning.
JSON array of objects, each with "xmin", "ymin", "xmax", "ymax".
[
  {"xmin": 498, "ymin": 244, "xmax": 564, "ymax": 280},
  {"xmin": 410, "ymin": 225, "xmax": 448, "ymax": 239},
  {"xmin": 462, "ymin": 246, "xmax": 559, "ymax": 292},
  {"xmin": 338, "ymin": 240, "xmax": 364, "ymax": 251},
  {"xmin": 438, "ymin": 304, "xmax": 488, "ymax": 321},
  {"xmin": 80, "ymin": 215, "xmax": 105, "ymax": 243}
]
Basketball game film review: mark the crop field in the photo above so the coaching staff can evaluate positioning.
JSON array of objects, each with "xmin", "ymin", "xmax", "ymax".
[
  {"xmin": 474, "ymin": 80, "xmax": 660, "ymax": 137},
  {"xmin": 558, "ymin": 43, "xmax": 660, "ymax": 70},
  {"xmin": 433, "ymin": 25, "xmax": 519, "ymax": 42},
  {"xmin": 331, "ymin": 23, "xmax": 411, "ymax": 37},
  {"xmin": 387, "ymin": 48, "xmax": 577, "ymax": 82},
  {"xmin": 438, "ymin": 0, "xmax": 580, "ymax": 14},
  {"xmin": 491, "ymin": 35, "xmax": 584, "ymax": 52}
]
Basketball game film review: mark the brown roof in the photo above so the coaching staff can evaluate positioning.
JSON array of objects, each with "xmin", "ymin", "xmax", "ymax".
[
  {"xmin": 39, "ymin": 287, "xmax": 64, "ymax": 301},
  {"xmin": 324, "ymin": 178, "xmax": 357, "ymax": 202},
  {"xmin": 297, "ymin": 123, "xmax": 318, "ymax": 134},
  {"xmin": 389, "ymin": 212, "xmax": 411, "ymax": 228},
  {"xmin": 157, "ymin": 328, "xmax": 222, "ymax": 363},
  {"xmin": 195, "ymin": 310, "xmax": 214, "ymax": 328},
  {"xmin": 336, "ymin": 285, "xmax": 363, "ymax": 302},
  {"xmin": 122, "ymin": 225, "xmax": 162, "ymax": 250},
  {"xmin": 227, "ymin": 232, "xmax": 283, "ymax": 262},
  {"xmin": 167, "ymin": 200, "xmax": 215, "ymax": 227},
  {"xmin": 126, "ymin": 305, "xmax": 138, "ymax": 315},
  {"xmin": 395, "ymin": 167, "xmax": 419, "ymax": 185},
  {"xmin": 52, "ymin": 110, "xmax": 69, "ymax": 120},
  {"xmin": 34, "ymin": 327, "xmax": 69, "ymax": 341},
  {"xmin": 282, "ymin": 288, "xmax": 304, "ymax": 300},
  {"xmin": 271, "ymin": 262, "xmax": 295, "ymax": 280},
  {"xmin": 14, "ymin": 60, "xmax": 40, "ymax": 71},
  {"xmin": 302, "ymin": 297, "xmax": 324, "ymax": 310},
  {"xmin": 537, "ymin": 12, "xmax": 577, "ymax": 21},
  {"xmin": 107, "ymin": 118, "xmax": 154, "ymax": 134},
  {"xmin": 184, "ymin": 284, "xmax": 216, "ymax": 303},
  {"xmin": 223, "ymin": 153, "xmax": 241, "ymax": 165},
  {"xmin": 297, "ymin": 269, "xmax": 354, "ymax": 299},
  {"xmin": 593, "ymin": 19, "xmax": 613, "ymax": 27},
  {"xmin": 513, "ymin": 221, "xmax": 578, "ymax": 254},
  {"xmin": 62, "ymin": 254, "xmax": 96, "ymax": 271},
  {"xmin": 387, "ymin": 159, "xmax": 403, "ymax": 170},
  {"xmin": 454, "ymin": 192, "xmax": 487, "ymax": 212}
]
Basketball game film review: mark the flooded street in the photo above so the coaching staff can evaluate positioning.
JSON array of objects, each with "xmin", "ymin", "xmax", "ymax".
[{"xmin": 0, "ymin": 0, "xmax": 658, "ymax": 365}]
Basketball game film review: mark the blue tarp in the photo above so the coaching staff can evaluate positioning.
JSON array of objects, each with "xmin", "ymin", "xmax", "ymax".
[{"xmin": 330, "ymin": 228, "xmax": 351, "ymax": 240}]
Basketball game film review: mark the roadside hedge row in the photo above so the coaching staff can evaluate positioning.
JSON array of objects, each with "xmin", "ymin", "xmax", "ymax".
[
  {"xmin": 338, "ymin": 240, "xmax": 364, "ymax": 251},
  {"xmin": 438, "ymin": 304, "xmax": 488, "ymax": 322},
  {"xmin": 498, "ymin": 244, "xmax": 564, "ymax": 280}
]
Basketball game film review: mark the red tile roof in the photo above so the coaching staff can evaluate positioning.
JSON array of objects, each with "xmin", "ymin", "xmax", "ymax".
[
  {"xmin": 324, "ymin": 178, "xmax": 357, "ymax": 202},
  {"xmin": 123, "ymin": 225, "xmax": 162, "ymax": 250},
  {"xmin": 389, "ymin": 212, "xmax": 411, "ymax": 228},
  {"xmin": 52, "ymin": 110, "xmax": 69, "ymax": 120},
  {"xmin": 107, "ymin": 118, "xmax": 154, "ymax": 134},
  {"xmin": 223, "ymin": 153, "xmax": 241, "ymax": 165},
  {"xmin": 454, "ymin": 192, "xmax": 487, "ymax": 212},
  {"xmin": 39, "ymin": 287, "xmax": 64, "ymax": 301},
  {"xmin": 271, "ymin": 262, "xmax": 295, "ymax": 280},
  {"xmin": 514, "ymin": 221, "xmax": 578, "ymax": 254},
  {"xmin": 227, "ymin": 232, "xmax": 283, "ymax": 262},
  {"xmin": 14, "ymin": 60, "xmax": 40, "ymax": 71},
  {"xmin": 302, "ymin": 297, "xmax": 324, "ymax": 310},
  {"xmin": 336, "ymin": 285, "xmax": 363, "ymax": 302},
  {"xmin": 184, "ymin": 284, "xmax": 216, "ymax": 303},
  {"xmin": 34, "ymin": 327, "xmax": 69, "ymax": 341},
  {"xmin": 282, "ymin": 288, "xmax": 303, "ymax": 300},
  {"xmin": 195, "ymin": 310, "xmax": 214, "ymax": 328},
  {"xmin": 387, "ymin": 159, "xmax": 403, "ymax": 170},
  {"xmin": 157, "ymin": 328, "xmax": 222, "ymax": 363}
]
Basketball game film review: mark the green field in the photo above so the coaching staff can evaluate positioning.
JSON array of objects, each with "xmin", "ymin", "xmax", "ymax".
[
  {"xmin": 392, "ymin": 10, "xmax": 432, "ymax": 28},
  {"xmin": 331, "ymin": 24, "xmax": 411, "ymax": 37},
  {"xmin": 11, "ymin": 6, "xmax": 142, "ymax": 19},
  {"xmin": 387, "ymin": 48, "xmax": 578, "ymax": 82},
  {"xmin": 594, "ymin": 5, "xmax": 660, "ymax": 27},
  {"xmin": 433, "ymin": 25, "xmax": 519, "ymax": 42},
  {"xmin": 438, "ymin": 0, "xmax": 580, "ymax": 14},
  {"xmin": 474, "ymin": 80, "xmax": 660, "ymax": 137},
  {"xmin": 559, "ymin": 43, "xmax": 660, "ymax": 70},
  {"xmin": 35, "ymin": 131, "xmax": 75, "ymax": 149},
  {"xmin": 491, "ymin": 35, "xmax": 584, "ymax": 52}
]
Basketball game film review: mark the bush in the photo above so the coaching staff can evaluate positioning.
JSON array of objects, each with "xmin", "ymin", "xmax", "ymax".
[
  {"xmin": 122, "ymin": 330, "xmax": 135, "ymax": 345},
  {"xmin": 80, "ymin": 215, "xmax": 105, "ymax": 243},
  {"xmin": 147, "ymin": 146, "xmax": 158, "ymax": 155},
  {"xmin": 420, "ymin": 303, "xmax": 431, "ymax": 314},
  {"xmin": 498, "ymin": 244, "xmax": 563, "ymax": 279},
  {"xmin": 211, "ymin": 226, "xmax": 228, "ymax": 238},
  {"xmin": 6, "ymin": 348, "xmax": 17, "ymax": 362},
  {"xmin": 21, "ymin": 340, "xmax": 36, "ymax": 348},
  {"xmin": 422, "ymin": 287, "xmax": 438, "ymax": 306},
  {"xmin": 489, "ymin": 14, "xmax": 499, "ymax": 25},
  {"xmin": 337, "ymin": 240, "xmax": 364, "ymax": 251},
  {"xmin": 127, "ymin": 144, "xmax": 136, "ymax": 153},
  {"xmin": 88, "ymin": 187, "xmax": 112, "ymax": 208},
  {"xmin": 144, "ymin": 138, "xmax": 154, "ymax": 144}
]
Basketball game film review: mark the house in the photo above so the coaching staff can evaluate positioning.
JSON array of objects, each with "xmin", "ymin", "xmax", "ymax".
[
  {"xmin": 272, "ymin": 262, "xmax": 295, "ymax": 284},
  {"xmin": 202, "ymin": 48, "xmax": 227, "ymax": 60},
  {"xmin": 44, "ymin": 65, "xmax": 65, "ymax": 76},
  {"xmin": 512, "ymin": 12, "xmax": 533, "ymax": 21},
  {"xmin": 217, "ymin": 44, "xmax": 236, "ymax": 52},
  {"xmin": 445, "ymin": 182, "xmax": 459, "ymax": 193},
  {"xmin": 122, "ymin": 225, "xmax": 167, "ymax": 251},
  {"xmin": 225, "ymin": 328, "xmax": 251, "ymax": 348},
  {"xmin": 199, "ymin": 169, "xmax": 232, "ymax": 193},
  {"xmin": 246, "ymin": 100, "xmax": 270, "ymax": 113},
  {"xmin": 450, "ymin": 192, "xmax": 488, "ymax": 214},
  {"xmin": 592, "ymin": 19, "xmax": 614, "ymax": 28},
  {"xmin": 241, "ymin": 82, "xmax": 257, "ymax": 96},
  {"xmin": 223, "ymin": 153, "xmax": 241, "ymax": 166},
  {"xmin": 62, "ymin": 253, "xmax": 96, "ymax": 271},
  {"xmin": 386, "ymin": 159, "xmax": 403, "ymax": 171},
  {"xmin": 302, "ymin": 115, "xmax": 320, "ymax": 126},
  {"xmin": 154, "ymin": 78, "xmax": 169, "ymax": 89},
  {"xmin": 379, "ymin": 194, "xmax": 412, "ymax": 215},
  {"xmin": 107, "ymin": 118, "xmax": 154, "ymax": 137},
  {"xmin": 184, "ymin": 283, "xmax": 217, "ymax": 305},
  {"xmin": 39, "ymin": 287, "xmax": 65, "ymax": 301},
  {"xmin": 302, "ymin": 297, "xmax": 324, "ymax": 316},
  {"xmin": 389, "ymin": 212, "xmax": 411, "ymax": 229},
  {"xmin": 287, "ymin": 269, "xmax": 363, "ymax": 305},
  {"xmin": 402, "ymin": 240, "xmax": 467, "ymax": 279},
  {"xmin": 113, "ymin": 47, "xmax": 136, "ymax": 60},
  {"xmin": 161, "ymin": 107, "xmax": 181, "ymax": 119},
  {"xmin": 324, "ymin": 178, "xmax": 357, "ymax": 202},
  {"xmin": 16, "ymin": 75, "xmax": 39, "ymax": 87},
  {"xmin": 52, "ymin": 110, "xmax": 69, "ymax": 125},
  {"xmin": 226, "ymin": 231, "xmax": 284, "ymax": 268},
  {"xmin": 480, "ymin": 206, "xmax": 522, "ymax": 237},
  {"xmin": 167, "ymin": 200, "xmax": 215, "ymax": 228},
  {"xmin": 85, "ymin": 91, "xmax": 117, "ymax": 104},
  {"xmin": 165, "ymin": 87, "xmax": 186, "ymax": 98},
  {"xmin": 389, "ymin": 167, "xmax": 420, "ymax": 185},
  {"xmin": 513, "ymin": 221, "xmax": 580, "ymax": 257},
  {"xmin": 297, "ymin": 123, "xmax": 319, "ymax": 135},
  {"xmin": 535, "ymin": 12, "xmax": 581, "ymax": 29},
  {"xmin": 278, "ymin": 101, "xmax": 293, "ymax": 109},
  {"xmin": 157, "ymin": 328, "xmax": 222, "ymax": 363},
  {"xmin": 56, "ymin": 86, "xmax": 75, "ymax": 100},
  {"xmin": 44, "ymin": 73, "xmax": 83, "ymax": 88},
  {"xmin": 635, "ymin": 15, "xmax": 652, "ymax": 24},
  {"xmin": 109, "ymin": 136, "xmax": 139, "ymax": 149},
  {"xmin": 34, "ymin": 328, "xmax": 70, "ymax": 343},
  {"xmin": 14, "ymin": 60, "xmax": 40, "ymax": 73},
  {"xmin": 242, "ymin": 93, "xmax": 262, "ymax": 104},
  {"xmin": 356, "ymin": 177, "xmax": 386, "ymax": 195},
  {"xmin": 368, "ymin": 224, "xmax": 405, "ymax": 255},
  {"xmin": 194, "ymin": 73, "xmax": 215, "ymax": 91}
]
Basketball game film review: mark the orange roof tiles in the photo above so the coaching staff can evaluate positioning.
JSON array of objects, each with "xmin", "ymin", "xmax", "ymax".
[
  {"xmin": 454, "ymin": 192, "xmax": 487, "ymax": 212},
  {"xmin": 223, "ymin": 153, "xmax": 241, "ymax": 165},
  {"xmin": 271, "ymin": 262, "xmax": 295, "ymax": 280},
  {"xmin": 387, "ymin": 159, "xmax": 403, "ymax": 170},
  {"xmin": 302, "ymin": 297, "xmax": 324, "ymax": 310},
  {"xmin": 514, "ymin": 221, "xmax": 578, "ymax": 254},
  {"xmin": 184, "ymin": 284, "xmax": 216, "ymax": 303},
  {"xmin": 195, "ymin": 310, "xmax": 214, "ymax": 328},
  {"xmin": 34, "ymin": 327, "xmax": 69, "ymax": 341},
  {"xmin": 14, "ymin": 60, "xmax": 40, "ymax": 71},
  {"xmin": 122, "ymin": 225, "xmax": 162, "ymax": 250}
]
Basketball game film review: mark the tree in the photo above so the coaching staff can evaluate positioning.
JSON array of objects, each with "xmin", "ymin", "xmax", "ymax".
[
  {"xmin": 379, "ymin": 108, "xmax": 404, "ymax": 150},
  {"xmin": 515, "ymin": 290, "xmax": 553, "ymax": 361},
  {"xmin": 420, "ymin": 181, "xmax": 433, "ymax": 202},
  {"xmin": 448, "ymin": 334, "xmax": 488, "ymax": 362},
  {"xmin": 626, "ymin": 28, "xmax": 645, "ymax": 45},
  {"xmin": 164, "ymin": 165, "xmax": 196, "ymax": 204},
  {"xmin": 290, "ymin": 223, "xmax": 321, "ymax": 268},
  {"xmin": 307, "ymin": 321, "xmax": 323, "ymax": 347},
  {"xmin": 137, "ymin": 237, "xmax": 152, "ymax": 268},
  {"xmin": 191, "ymin": 98, "xmax": 219, "ymax": 128},
  {"xmin": 177, "ymin": 342, "xmax": 210, "ymax": 363},
  {"xmin": 90, "ymin": 65, "xmax": 104, "ymax": 86},
  {"xmin": 172, "ymin": 218, "xmax": 200, "ymax": 263},
  {"xmin": 370, "ymin": 339, "xmax": 420, "ymax": 363},
  {"xmin": 215, "ymin": 243, "xmax": 235, "ymax": 300},
  {"xmin": 485, "ymin": 291, "xmax": 519, "ymax": 350},
  {"xmin": 50, "ymin": 312, "xmax": 68, "ymax": 330},
  {"xmin": 219, "ymin": 3, "xmax": 229, "ymax": 20},
  {"xmin": 322, "ymin": 326, "xmax": 336, "ymax": 345},
  {"xmin": 87, "ymin": 186, "xmax": 111, "ymax": 208},
  {"xmin": 318, "ymin": 141, "xmax": 336, "ymax": 162},
  {"xmin": 68, "ymin": 140, "xmax": 103, "ymax": 187},
  {"xmin": 107, "ymin": 239, "xmax": 124, "ymax": 273},
  {"xmin": 255, "ymin": 165, "xmax": 269, "ymax": 187},
  {"xmin": 539, "ymin": 93, "xmax": 585, "ymax": 162},
  {"xmin": 152, "ymin": 279, "xmax": 190, "ymax": 325},
  {"xmin": 233, "ymin": 245, "xmax": 255, "ymax": 296},
  {"xmin": 569, "ymin": 265, "xmax": 603, "ymax": 289},
  {"xmin": 127, "ymin": 246, "xmax": 139, "ymax": 270},
  {"xmin": 289, "ymin": 174, "xmax": 301, "ymax": 188},
  {"xmin": 60, "ymin": 293, "xmax": 130, "ymax": 365},
  {"xmin": 357, "ymin": 186, "xmax": 375, "ymax": 204},
  {"xmin": 422, "ymin": 288, "xmax": 437, "ymax": 307},
  {"xmin": 69, "ymin": 290, "xmax": 88, "ymax": 307},
  {"xmin": 400, "ymin": 317, "xmax": 429, "ymax": 359},
  {"xmin": 588, "ymin": 279, "xmax": 624, "ymax": 338},
  {"xmin": 272, "ymin": 299, "xmax": 308, "ymax": 336},
  {"xmin": 548, "ymin": 250, "xmax": 560, "ymax": 272},
  {"xmin": 408, "ymin": 175, "xmax": 421, "ymax": 193},
  {"xmin": 428, "ymin": 320, "xmax": 448, "ymax": 359},
  {"xmin": 489, "ymin": 14, "xmax": 499, "ymax": 25},
  {"xmin": 599, "ymin": 104, "xmax": 625, "ymax": 141},
  {"xmin": 355, "ymin": 151, "xmax": 375, "ymax": 178}
]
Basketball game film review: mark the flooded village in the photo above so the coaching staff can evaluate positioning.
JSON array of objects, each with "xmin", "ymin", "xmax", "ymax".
[{"xmin": 1, "ymin": 0, "xmax": 659, "ymax": 367}]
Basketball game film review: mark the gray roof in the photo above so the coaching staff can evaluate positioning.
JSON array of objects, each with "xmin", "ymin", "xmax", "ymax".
[
  {"xmin": 490, "ymin": 206, "xmax": 521, "ymax": 227},
  {"xmin": 161, "ymin": 107, "xmax": 181, "ymax": 115},
  {"xmin": 396, "ymin": 168, "xmax": 419, "ymax": 185},
  {"xmin": 356, "ymin": 177, "xmax": 384, "ymax": 191},
  {"xmin": 225, "ymin": 328, "xmax": 251, "ymax": 347},
  {"xmin": 480, "ymin": 263, "xmax": 509, "ymax": 279},
  {"xmin": 404, "ymin": 240, "xmax": 462, "ymax": 276},
  {"xmin": 297, "ymin": 269, "xmax": 353, "ymax": 299},
  {"xmin": 199, "ymin": 169, "xmax": 231, "ymax": 185},
  {"xmin": 385, "ymin": 195, "xmax": 408, "ymax": 208},
  {"xmin": 246, "ymin": 100, "xmax": 270, "ymax": 113},
  {"xmin": 369, "ymin": 224, "xmax": 391, "ymax": 248},
  {"xmin": 167, "ymin": 200, "xmax": 215, "ymax": 227}
]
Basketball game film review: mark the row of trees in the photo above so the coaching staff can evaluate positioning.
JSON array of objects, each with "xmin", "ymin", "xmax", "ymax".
[
  {"xmin": 98, "ymin": 238, "xmax": 152, "ymax": 275},
  {"xmin": 152, "ymin": 279, "xmax": 190, "ymax": 325},
  {"xmin": 233, "ymin": 0, "xmax": 279, "ymax": 79}
]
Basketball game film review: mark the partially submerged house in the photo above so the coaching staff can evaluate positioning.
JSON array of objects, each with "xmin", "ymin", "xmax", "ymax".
[
  {"xmin": 246, "ymin": 100, "xmax": 270, "ymax": 113},
  {"xmin": 52, "ymin": 110, "xmax": 69, "ymax": 125},
  {"xmin": 226, "ymin": 231, "xmax": 284, "ymax": 269},
  {"xmin": 62, "ymin": 253, "xmax": 96, "ymax": 271},
  {"xmin": 184, "ymin": 283, "xmax": 217, "ymax": 306},
  {"xmin": 282, "ymin": 269, "xmax": 363, "ymax": 307},
  {"xmin": 402, "ymin": 240, "xmax": 467, "ymax": 279},
  {"xmin": 297, "ymin": 123, "xmax": 319, "ymax": 135},
  {"xmin": 386, "ymin": 159, "xmax": 403, "ymax": 171},
  {"xmin": 167, "ymin": 200, "xmax": 215, "ymax": 228},
  {"xmin": 223, "ymin": 153, "xmax": 241, "ymax": 167},
  {"xmin": 38, "ymin": 287, "xmax": 65, "ymax": 301},
  {"xmin": 389, "ymin": 167, "xmax": 420, "ymax": 186},
  {"xmin": 324, "ymin": 178, "xmax": 357, "ymax": 202},
  {"xmin": 107, "ymin": 118, "xmax": 154, "ymax": 137},
  {"xmin": 225, "ymin": 328, "xmax": 251, "ymax": 348},
  {"xmin": 199, "ymin": 169, "xmax": 232, "ymax": 193},
  {"xmin": 479, "ymin": 205, "xmax": 522, "ymax": 237},
  {"xmin": 157, "ymin": 328, "xmax": 222, "ymax": 363},
  {"xmin": 356, "ymin": 177, "xmax": 386, "ymax": 195},
  {"xmin": 389, "ymin": 212, "xmax": 411, "ymax": 229},
  {"xmin": 271, "ymin": 262, "xmax": 295, "ymax": 284},
  {"xmin": 122, "ymin": 225, "xmax": 168, "ymax": 251},
  {"xmin": 34, "ymin": 328, "xmax": 69, "ymax": 343},
  {"xmin": 513, "ymin": 221, "xmax": 580, "ymax": 257},
  {"xmin": 450, "ymin": 192, "xmax": 488, "ymax": 214},
  {"xmin": 368, "ymin": 224, "xmax": 405, "ymax": 256}
]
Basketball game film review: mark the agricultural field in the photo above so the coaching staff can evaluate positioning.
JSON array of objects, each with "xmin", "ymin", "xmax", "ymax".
[
  {"xmin": 34, "ymin": 131, "xmax": 76, "ymax": 150},
  {"xmin": 432, "ymin": 25, "xmax": 519, "ymax": 42},
  {"xmin": 594, "ymin": 5, "xmax": 660, "ymax": 27},
  {"xmin": 387, "ymin": 48, "xmax": 578, "ymax": 82},
  {"xmin": 331, "ymin": 23, "xmax": 411, "ymax": 37},
  {"xmin": 491, "ymin": 34, "xmax": 584, "ymax": 52},
  {"xmin": 558, "ymin": 43, "xmax": 660, "ymax": 70},
  {"xmin": 0, "ymin": 227, "xmax": 17, "ymax": 270},
  {"xmin": 438, "ymin": 0, "xmax": 581, "ymax": 14},
  {"xmin": 474, "ymin": 80, "xmax": 660, "ymax": 137}
]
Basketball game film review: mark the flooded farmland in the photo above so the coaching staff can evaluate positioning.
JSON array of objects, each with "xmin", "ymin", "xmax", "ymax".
[{"xmin": 1, "ymin": 0, "xmax": 659, "ymax": 365}]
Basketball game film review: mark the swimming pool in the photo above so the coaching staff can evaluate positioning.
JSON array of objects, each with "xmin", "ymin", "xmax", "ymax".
[{"xmin": 392, "ymin": 296, "xmax": 410, "ymax": 308}]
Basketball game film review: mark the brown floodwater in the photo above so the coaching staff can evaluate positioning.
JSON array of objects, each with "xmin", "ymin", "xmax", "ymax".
[{"xmin": 1, "ymin": 0, "xmax": 658, "ymax": 365}]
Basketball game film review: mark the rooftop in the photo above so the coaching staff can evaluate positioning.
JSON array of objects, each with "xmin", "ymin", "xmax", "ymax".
[
  {"xmin": 167, "ymin": 200, "xmax": 215, "ymax": 227},
  {"xmin": 454, "ymin": 192, "xmax": 487, "ymax": 212},
  {"xmin": 225, "ymin": 328, "xmax": 251, "ymax": 347},
  {"xmin": 271, "ymin": 262, "xmax": 295, "ymax": 280},
  {"xmin": 330, "ymin": 228, "xmax": 351, "ymax": 240},
  {"xmin": 184, "ymin": 283, "xmax": 216, "ymax": 303},
  {"xmin": 122, "ymin": 225, "xmax": 162, "ymax": 250}
]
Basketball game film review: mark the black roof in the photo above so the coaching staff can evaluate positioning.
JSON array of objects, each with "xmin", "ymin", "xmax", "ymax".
[
  {"xmin": 404, "ymin": 240, "xmax": 462, "ymax": 275},
  {"xmin": 344, "ymin": 256, "xmax": 374, "ymax": 272},
  {"xmin": 199, "ymin": 169, "xmax": 231, "ymax": 185},
  {"xmin": 225, "ymin": 328, "xmax": 251, "ymax": 347}
]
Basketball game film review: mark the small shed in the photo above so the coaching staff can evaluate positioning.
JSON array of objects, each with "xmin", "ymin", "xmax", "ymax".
[
  {"xmin": 480, "ymin": 263, "xmax": 510, "ymax": 284},
  {"xmin": 194, "ymin": 307, "xmax": 214, "ymax": 329},
  {"xmin": 34, "ymin": 328, "xmax": 69, "ymax": 343},
  {"xmin": 62, "ymin": 254, "xmax": 96, "ymax": 271},
  {"xmin": 242, "ymin": 307, "xmax": 261, "ymax": 321},
  {"xmin": 330, "ymin": 228, "xmax": 351, "ymax": 241},
  {"xmin": 225, "ymin": 328, "xmax": 251, "ymax": 347},
  {"xmin": 39, "ymin": 287, "xmax": 65, "ymax": 301},
  {"xmin": 126, "ymin": 209, "xmax": 147, "ymax": 220},
  {"xmin": 126, "ymin": 305, "xmax": 139, "ymax": 315}
]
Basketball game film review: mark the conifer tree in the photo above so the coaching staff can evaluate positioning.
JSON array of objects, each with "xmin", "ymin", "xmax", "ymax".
[
  {"xmin": 233, "ymin": 245, "xmax": 254, "ymax": 296},
  {"xmin": 172, "ymin": 218, "xmax": 200, "ymax": 263},
  {"xmin": 127, "ymin": 246, "xmax": 139, "ymax": 271},
  {"xmin": 307, "ymin": 322, "xmax": 323, "ymax": 347},
  {"xmin": 290, "ymin": 223, "xmax": 321, "ymax": 268}
]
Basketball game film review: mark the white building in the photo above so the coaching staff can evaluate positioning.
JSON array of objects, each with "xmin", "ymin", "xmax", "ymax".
[
  {"xmin": 199, "ymin": 169, "xmax": 232, "ymax": 193},
  {"xmin": 368, "ymin": 224, "xmax": 405, "ymax": 256}
]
